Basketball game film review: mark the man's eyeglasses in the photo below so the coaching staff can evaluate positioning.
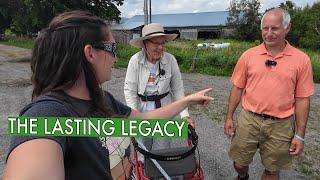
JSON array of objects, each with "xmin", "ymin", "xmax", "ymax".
[
  {"xmin": 92, "ymin": 42, "xmax": 117, "ymax": 57},
  {"xmin": 147, "ymin": 39, "xmax": 167, "ymax": 46}
]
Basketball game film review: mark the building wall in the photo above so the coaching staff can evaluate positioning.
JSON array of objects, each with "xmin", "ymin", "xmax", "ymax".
[
  {"xmin": 220, "ymin": 28, "xmax": 235, "ymax": 38},
  {"xmin": 180, "ymin": 29, "xmax": 198, "ymax": 40},
  {"xmin": 112, "ymin": 30, "xmax": 131, "ymax": 43},
  {"xmin": 168, "ymin": 26, "xmax": 232, "ymax": 40},
  {"xmin": 112, "ymin": 28, "xmax": 142, "ymax": 43},
  {"xmin": 112, "ymin": 26, "xmax": 234, "ymax": 43}
]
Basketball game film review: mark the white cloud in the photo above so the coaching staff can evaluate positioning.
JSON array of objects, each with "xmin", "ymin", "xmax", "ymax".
[
  {"xmin": 117, "ymin": 0, "xmax": 319, "ymax": 17},
  {"xmin": 118, "ymin": 0, "xmax": 144, "ymax": 17},
  {"xmin": 155, "ymin": 0, "xmax": 228, "ymax": 14},
  {"xmin": 127, "ymin": 9, "xmax": 143, "ymax": 17},
  {"xmin": 159, "ymin": 1, "xmax": 184, "ymax": 12},
  {"xmin": 125, "ymin": 0, "xmax": 143, "ymax": 5}
]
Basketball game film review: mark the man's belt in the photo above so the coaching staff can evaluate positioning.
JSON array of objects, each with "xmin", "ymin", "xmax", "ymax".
[
  {"xmin": 250, "ymin": 112, "xmax": 278, "ymax": 119},
  {"xmin": 249, "ymin": 111, "xmax": 292, "ymax": 120},
  {"xmin": 137, "ymin": 92, "xmax": 169, "ymax": 108}
]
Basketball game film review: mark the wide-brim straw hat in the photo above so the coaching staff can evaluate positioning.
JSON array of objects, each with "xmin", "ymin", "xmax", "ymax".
[{"xmin": 129, "ymin": 23, "xmax": 178, "ymax": 48}]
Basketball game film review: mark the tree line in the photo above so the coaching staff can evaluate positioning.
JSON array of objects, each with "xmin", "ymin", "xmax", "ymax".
[
  {"xmin": 0, "ymin": 0, "xmax": 123, "ymax": 37},
  {"xmin": 1, "ymin": 0, "xmax": 319, "ymax": 50},
  {"xmin": 227, "ymin": 0, "xmax": 320, "ymax": 50}
]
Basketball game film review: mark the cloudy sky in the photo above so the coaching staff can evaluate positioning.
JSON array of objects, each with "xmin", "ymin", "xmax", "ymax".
[{"xmin": 117, "ymin": 0, "xmax": 318, "ymax": 18}]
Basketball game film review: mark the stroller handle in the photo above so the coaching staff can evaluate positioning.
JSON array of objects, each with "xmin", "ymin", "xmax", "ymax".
[{"xmin": 132, "ymin": 125, "xmax": 198, "ymax": 161}]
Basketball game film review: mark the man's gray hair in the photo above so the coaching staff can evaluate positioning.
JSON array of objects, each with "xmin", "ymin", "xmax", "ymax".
[{"xmin": 261, "ymin": 8, "xmax": 291, "ymax": 29}]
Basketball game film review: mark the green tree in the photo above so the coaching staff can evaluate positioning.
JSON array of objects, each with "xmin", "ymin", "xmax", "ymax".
[
  {"xmin": 227, "ymin": 0, "xmax": 261, "ymax": 41},
  {"xmin": 279, "ymin": 1, "xmax": 295, "ymax": 11},
  {"xmin": 3, "ymin": 0, "xmax": 124, "ymax": 36},
  {"xmin": 277, "ymin": 1, "xmax": 303, "ymax": 46},
  {"xmin": 278, "ymin": 1, "xmax": 320, "ymax": 50},
  {"xmin": 299, "ymin": 2, "xmax": 320, "ymax": 50},
  {"xmin": 0, "ymin": 0, "xmax": 15, "ymax": 36}
]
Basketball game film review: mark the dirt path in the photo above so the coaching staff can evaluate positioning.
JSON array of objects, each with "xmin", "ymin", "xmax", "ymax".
[{"xmin": 0, "ymin": 44, "xmax": 318, "ymax": 179}]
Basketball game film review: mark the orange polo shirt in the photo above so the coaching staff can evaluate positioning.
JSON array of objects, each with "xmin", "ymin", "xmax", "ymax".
[{"xmin": 231, "ymin": 42, "xmax": 314, "ymax": 118}]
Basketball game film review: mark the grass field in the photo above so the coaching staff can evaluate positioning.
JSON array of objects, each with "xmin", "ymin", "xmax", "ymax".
[
  {"xmin": 116, "ymin": 39, "xmax": 320, "ymax": 83},
  {"xmin": 0, "ymin": 36, "xmax": 34, "ymax": 49},
  {"xmin": 1, "ymin": 37, "xmax": 319, "ymax": 82}
]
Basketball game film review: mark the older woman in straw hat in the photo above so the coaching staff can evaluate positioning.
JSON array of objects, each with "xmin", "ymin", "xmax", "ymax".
[{"xmin": 124, "ymin": 23, "xmax": 194, "ymax": 152}]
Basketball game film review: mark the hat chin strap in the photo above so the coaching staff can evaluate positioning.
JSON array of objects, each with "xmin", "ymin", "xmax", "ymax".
[{"xmin": 143, "ymin": 41, "xmax": 151, "ymax": 59}]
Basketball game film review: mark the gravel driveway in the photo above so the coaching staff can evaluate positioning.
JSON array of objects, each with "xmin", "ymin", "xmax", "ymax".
[{"xmin": 0, "ymin": 44, "xmax": 318, "ymax": 179}]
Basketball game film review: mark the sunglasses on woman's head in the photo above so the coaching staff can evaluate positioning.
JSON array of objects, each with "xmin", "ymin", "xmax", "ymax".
[{"xmin": 92, "ymin": 42, "xmax": 117, "ymax": 57}]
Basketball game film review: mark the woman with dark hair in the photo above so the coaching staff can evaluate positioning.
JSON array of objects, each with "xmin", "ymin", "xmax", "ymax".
[{"xmin": 3, "ymin": 11, "xmax": 213, "ymax": 180}]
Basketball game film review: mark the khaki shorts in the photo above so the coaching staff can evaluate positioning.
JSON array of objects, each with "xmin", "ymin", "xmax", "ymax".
[{"xmin": 229, "ymin": 109, "xmax": 295, "ymax": 171}]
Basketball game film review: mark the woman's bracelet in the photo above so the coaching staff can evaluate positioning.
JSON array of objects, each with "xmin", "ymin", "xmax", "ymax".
[{"xmin": 294, "ymin": 134, "xmax": 305, "ymax": 142}]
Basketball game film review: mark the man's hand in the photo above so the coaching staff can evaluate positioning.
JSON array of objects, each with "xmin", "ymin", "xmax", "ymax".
[
  {"xmin": 224, "ymin": 85, "xmax": 242, "ymax": 138},
  {"xmin": 224, "ymin": 118, "xmax": 235, "ymax": 138},
  {"xmin": 289, "ymin": 138, "xmax": 304, "ymax": 156},
  {"xmin": 183, "ymin": 116, "xmax": 195, "ymax": 128}
]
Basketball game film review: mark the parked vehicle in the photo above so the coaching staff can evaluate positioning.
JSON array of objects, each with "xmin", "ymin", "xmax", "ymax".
[{"xmin": 197, "ymin": 42, "xmax": 230, "ymax": 49}]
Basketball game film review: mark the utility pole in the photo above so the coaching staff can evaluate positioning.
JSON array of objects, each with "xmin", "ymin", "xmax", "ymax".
[
  {"xmin": 144, "ymin": 0, "xmax": 152, "ymax": 25},
  {"xmin": 149, "ymin": 0, "xmax": 152, "ymax": 24},
  {"xmin": 144, "ymin": 0, "xmax": 148, "ymax": 25}
]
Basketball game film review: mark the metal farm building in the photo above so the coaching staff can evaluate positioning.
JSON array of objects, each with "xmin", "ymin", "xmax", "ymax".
[{"xmin": 112, "ymin": 11, "xmax": 232, "ymax": 43}]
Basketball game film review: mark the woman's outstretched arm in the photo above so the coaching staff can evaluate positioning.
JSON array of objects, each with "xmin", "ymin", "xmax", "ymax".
[{"xmin": 130, "ymin": 88, "xmax": 213, "ymax": 119}]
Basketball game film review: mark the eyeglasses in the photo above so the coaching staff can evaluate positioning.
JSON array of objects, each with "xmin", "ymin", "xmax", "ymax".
[
  {"xmin": 92, "ymin": 41, "xmax": 117, "ymax": 57},
  {"xmin": 147, "ymin": 39, "xmax": 167, "ymax": 46}
]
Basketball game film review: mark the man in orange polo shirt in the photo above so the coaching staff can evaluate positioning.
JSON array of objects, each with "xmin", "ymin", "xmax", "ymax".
[{"xmin": 224, "ymin": 8, "xmax": 314, "ymax": 180}]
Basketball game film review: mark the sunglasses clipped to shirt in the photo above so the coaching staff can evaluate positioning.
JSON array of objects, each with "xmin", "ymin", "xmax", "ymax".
[
  {"xmin": 265, "ymin": 59, "xmax": 277, "ymax": 67},
  {"xmin": 92, "ymin": 41, "xmax": 117, "ymax": 57}
]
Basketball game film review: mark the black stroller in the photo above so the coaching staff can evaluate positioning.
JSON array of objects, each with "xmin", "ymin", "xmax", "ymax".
[{"xmin": 131, "ymin": 125, "xmax": 204, "ymax": 180}]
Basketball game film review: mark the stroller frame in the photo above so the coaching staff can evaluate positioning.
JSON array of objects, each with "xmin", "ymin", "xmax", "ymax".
[{"xmin": 131, "ymin": 126, "xmax": 204, "ymax": 180}]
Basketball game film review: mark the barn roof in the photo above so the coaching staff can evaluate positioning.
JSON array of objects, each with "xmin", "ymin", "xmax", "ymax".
[{"xmin": 112, "ymin": 11, "xmax": 229, "ymax": 30}]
